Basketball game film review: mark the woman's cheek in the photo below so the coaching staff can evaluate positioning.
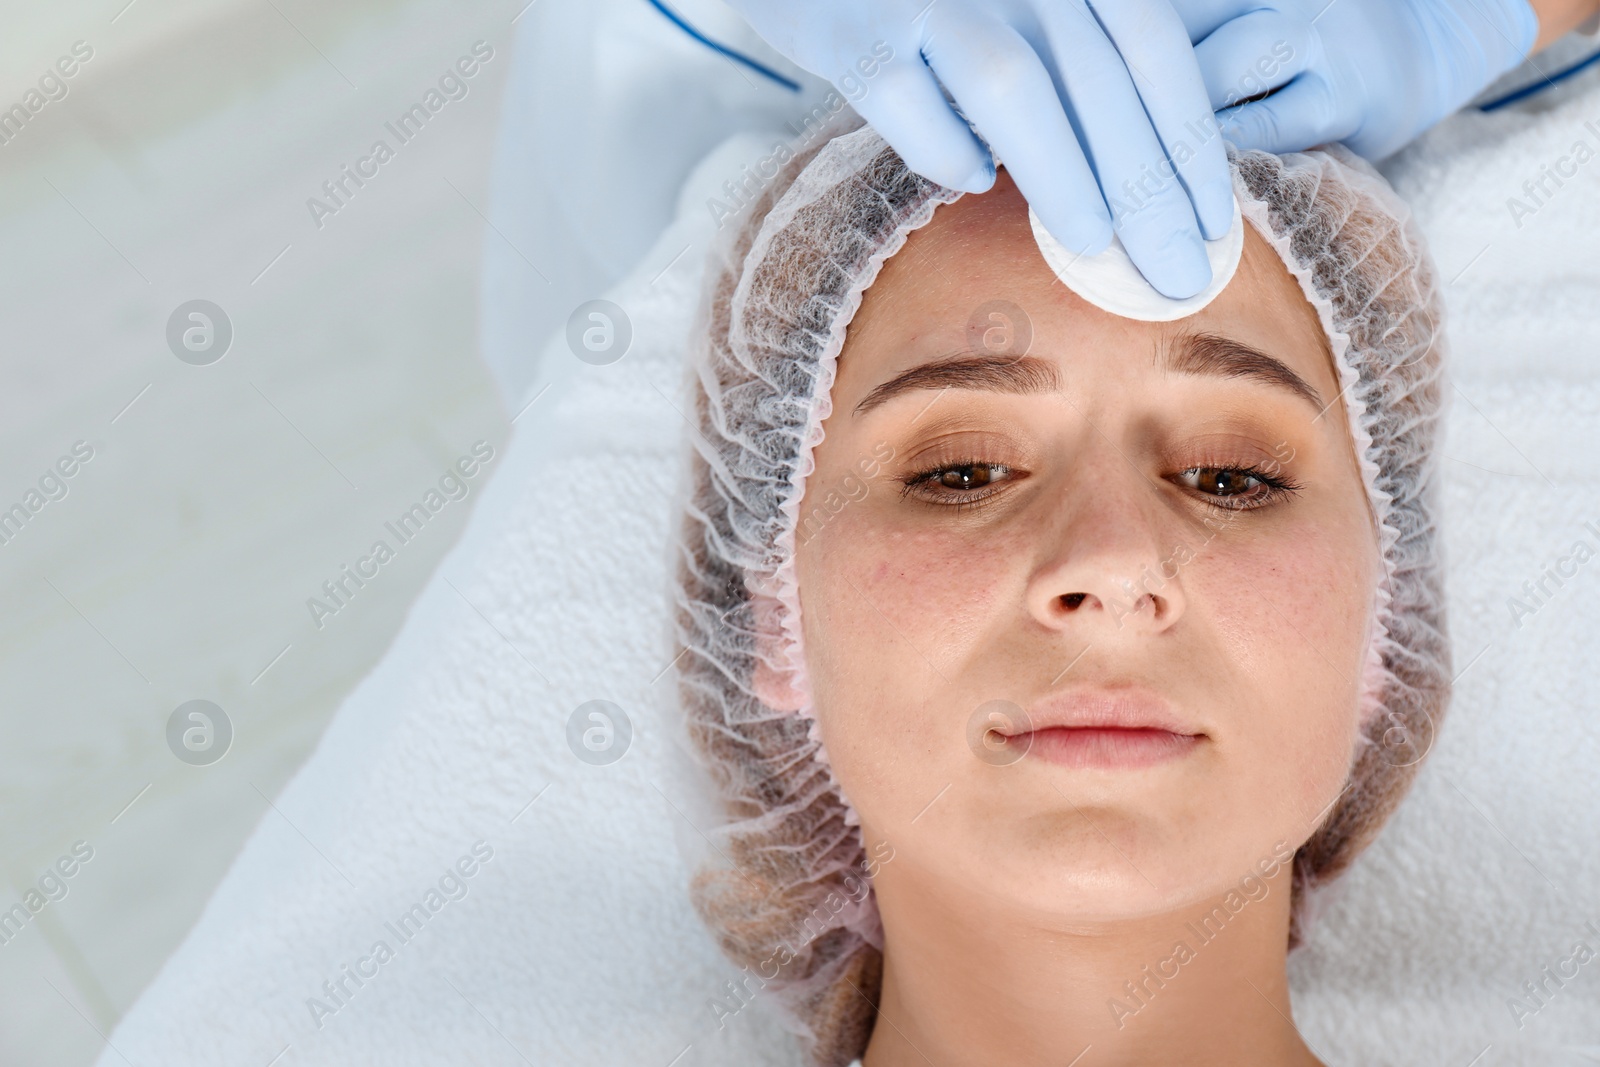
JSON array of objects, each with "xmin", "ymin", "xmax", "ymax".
[
  {"xmin": 1201, "ymin": 514, "xmax": 1372, "ymax": 682},
  {"xmin": 838, "ymin": 508, "xmax": 1012, "ymax": 653},
  {"xmin": 1267, "ymin": 513, "xmax": 1376, "ymax": 686},
  {"xmin": 1198, "ymin": 523, "xmax": 1371, "ymax": 808},
  {"xmin": 800, "ymin": 497, "xmax": 1012, "ymax": 744}
]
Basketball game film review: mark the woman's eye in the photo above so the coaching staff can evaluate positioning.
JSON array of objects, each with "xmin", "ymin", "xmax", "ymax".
[
  {"xmin": 936, "ymin": 464, "xmax": 1001, "ymax": 490},
  {"xmin": 903, "ymin": 462, "xmax": 1015, "ymax": 504},
  {"xmin": 1173, "ymin": 465, "xmax": 1299, "ymax": 509}
]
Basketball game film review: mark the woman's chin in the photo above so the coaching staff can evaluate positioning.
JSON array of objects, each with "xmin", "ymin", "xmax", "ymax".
[{"xmin": 904, "ymin": 815, "xmax": 1263, "ymax": 922}]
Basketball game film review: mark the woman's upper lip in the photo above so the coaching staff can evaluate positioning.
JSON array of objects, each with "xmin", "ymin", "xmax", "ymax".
[{"xmin": 1005, "ymin": 686, "xmax": 1201, "ymax": 737}]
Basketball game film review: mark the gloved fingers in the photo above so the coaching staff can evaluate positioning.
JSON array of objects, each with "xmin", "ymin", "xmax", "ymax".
[
  {"xmin": 1162, "ymin": 0, "xmax": 1262, "ymax": 44},
  {"xmin": 1215, "ymin": 74, "xmax": 1343, "ymax": 154},
  {"xmin": 850, "ymin": 54, "xmax": 997, "ymax": 193},
  {"xmin": 1033, "ymin": 0, "xmax": 1213, "ymax": 298},
  {"xmin": 1191, "ymin": 7, "xmax": 1313, "ymax": 110},
  {"xmin": 1084, "ymin": 0, "xmax": 1236, "ymax": 241},
  {"xmin": 922, "ymin": 18, "xmax": 1113, "ymax": 255}
]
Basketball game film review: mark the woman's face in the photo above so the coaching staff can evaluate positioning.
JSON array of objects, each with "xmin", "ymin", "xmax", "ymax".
[{"xmin": 783, "ymin": 170, "xmax": 1380, "ymax": 921}]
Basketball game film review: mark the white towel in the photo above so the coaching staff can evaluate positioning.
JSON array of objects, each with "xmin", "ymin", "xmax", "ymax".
[
  {"xmin": 99, "ymin": 81, "xmax": 1600, "ymax": 1067},
  {"xmin": 1287, "ymin": 70, "xmax": 1600, "ymax": 1065}
]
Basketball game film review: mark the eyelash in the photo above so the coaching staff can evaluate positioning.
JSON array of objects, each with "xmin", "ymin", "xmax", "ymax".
[
  {"xmin": 900, "ymin": 459, "xmax": 1015, "ymax": 510},
  {"xmin": 900, "ymin": 459, "xmax": 1302, "ymax": 511},
  {"xmin": 1170, "ymin": 464, "xmax": 1303, "ymax": 511}
]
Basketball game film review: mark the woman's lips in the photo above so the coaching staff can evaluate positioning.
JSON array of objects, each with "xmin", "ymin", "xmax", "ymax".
[
  {"xmin": 991, "ymin": 687, "xmax": 1205, "ymax": 769},
  {"xmin": 1016, "ymin": 726, "xmax": 1202, "ymax": 769}
]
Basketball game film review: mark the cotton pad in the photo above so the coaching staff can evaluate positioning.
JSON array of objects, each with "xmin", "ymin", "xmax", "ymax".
[{"xmin": 1027, "ymin": 196, "xmax": 1244, "ymax": 322}]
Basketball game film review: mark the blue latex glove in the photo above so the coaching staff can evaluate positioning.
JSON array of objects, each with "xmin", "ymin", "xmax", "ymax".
[
  {"xmin": 723, "ymin": 0, "xmax": 1237, "ymax": 299},
  {"xmin": 1173, "ymin": 0, "xmax": 1539, "ymax": 159}
]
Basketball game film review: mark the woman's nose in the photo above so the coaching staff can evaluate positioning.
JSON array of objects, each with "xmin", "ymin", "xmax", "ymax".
[{"xmin": 1023, "ymin": 475, "xmax": 1188, "ymax": 636}]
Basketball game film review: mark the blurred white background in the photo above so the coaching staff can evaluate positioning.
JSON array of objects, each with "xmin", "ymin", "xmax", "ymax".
[{"xmin": 0, "ymin": 0, "xmax": 521, "ymax": 1061}]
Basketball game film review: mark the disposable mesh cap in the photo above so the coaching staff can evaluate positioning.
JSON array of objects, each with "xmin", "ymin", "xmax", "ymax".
[{"xmin": 673, "ymin": 110, "xmax": 1449, "ymax": 1066}]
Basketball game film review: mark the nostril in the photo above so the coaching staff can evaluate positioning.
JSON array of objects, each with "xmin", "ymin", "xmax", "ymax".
[{"xmin": 1060, "ymin": 592, "xmax": 1087, "ymax": 610}]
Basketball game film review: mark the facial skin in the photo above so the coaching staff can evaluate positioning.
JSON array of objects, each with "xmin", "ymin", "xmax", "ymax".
[{"xmin": 775, "ymin": 169, "xmax": 1380, "ymax": 1065}]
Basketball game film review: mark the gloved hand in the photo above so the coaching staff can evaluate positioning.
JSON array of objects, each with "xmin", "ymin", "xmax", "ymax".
[
  {"xmin": 1173, "ymin": 0, "xmax": 1539, "ymax": 159},
  {"xmin": 723, "ymin": 0, "xmax": 1236, "ymax": 299}
]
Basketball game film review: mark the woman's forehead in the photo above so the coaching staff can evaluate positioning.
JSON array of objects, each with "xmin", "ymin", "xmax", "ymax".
[{"xmin": 847, "ymin": 171, "xmax": 1336, "ymax": 405}]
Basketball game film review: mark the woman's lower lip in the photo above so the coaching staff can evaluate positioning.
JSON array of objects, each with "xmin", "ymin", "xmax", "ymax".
[{"xmin": 1016, "ymin": 727, "xmax": 1202, "ymax": 768}]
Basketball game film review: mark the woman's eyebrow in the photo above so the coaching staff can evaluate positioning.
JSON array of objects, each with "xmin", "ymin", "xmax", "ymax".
[
  {"xmin": 853, "ymin": 354, "xmax": 1060, "ymax": 416},
  {"xmin": 1161, "ymin": 332, "xmax": 1324, "ymax": 412}
]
